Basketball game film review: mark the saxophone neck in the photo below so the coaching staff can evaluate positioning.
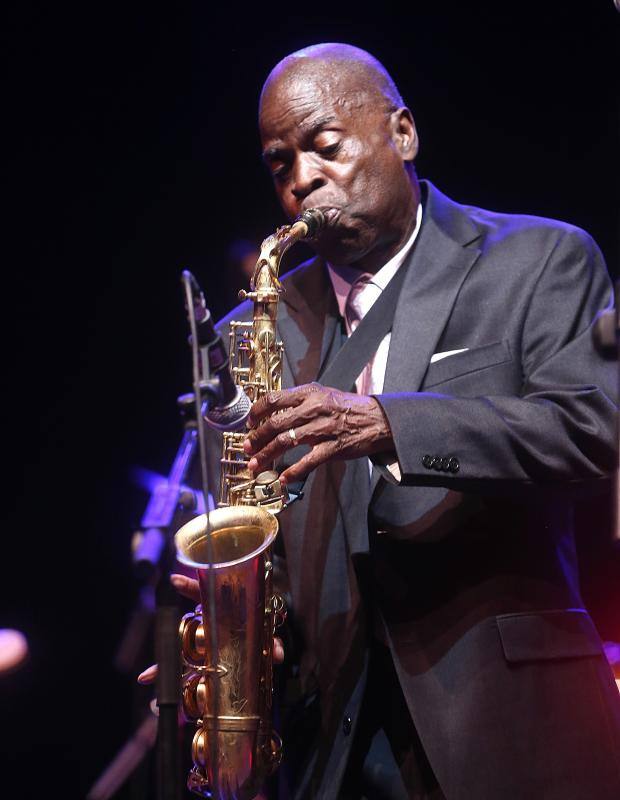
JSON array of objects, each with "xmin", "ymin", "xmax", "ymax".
[
  {"xmin": 250, "ymin": 208, "xmax": 326, "ymax": 291},
  {"xmin": 220, "ymin": 211, "xmax": 325, "ymax": 511}
]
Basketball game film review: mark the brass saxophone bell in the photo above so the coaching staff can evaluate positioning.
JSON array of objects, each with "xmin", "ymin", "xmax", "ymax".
[{"xmin": 176, "ymin": 506, "xmax": 280, "ymax": 799}]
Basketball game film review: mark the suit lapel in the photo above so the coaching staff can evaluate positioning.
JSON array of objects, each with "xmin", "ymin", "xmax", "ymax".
[
  {"xmin": 371, "ymin": 182, "xmax": 482, "ymax": 493},
  {"xmin": 276, "ymin": 186, "xmax": 483, "ymax": 536},
  {"xmin": 383, "ymin": 181, "xmax": 482, "ymax": 394}
]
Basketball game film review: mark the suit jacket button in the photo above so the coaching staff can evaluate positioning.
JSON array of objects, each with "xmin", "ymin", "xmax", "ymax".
[
  {"xmin": 432, "ymin": 456, "xmax": 442, "ymax": 470},
  {"xmin": 448, "ymin": 457, "xmax": 460, "ymax": 473},
  {"xmin": 342, "ymin": 716, "xmax": 352, "ymax": 736},
  {"xmin": 441, "ymin": 457, "xmax": 451, "ymax": 471},
  {"xmin": 422, "ymin": 454, "xmax": 433, "ymax": 469}
]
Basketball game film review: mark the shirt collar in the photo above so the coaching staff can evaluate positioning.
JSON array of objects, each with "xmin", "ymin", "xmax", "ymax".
[{"xmin": 327, "ymin": 202, "xmax": 423, "ymax": 318}]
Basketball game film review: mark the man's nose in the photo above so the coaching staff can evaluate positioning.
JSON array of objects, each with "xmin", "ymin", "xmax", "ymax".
[{"xmin": 290, "ymin": 154, "xmax": 326, "ymax": 202}]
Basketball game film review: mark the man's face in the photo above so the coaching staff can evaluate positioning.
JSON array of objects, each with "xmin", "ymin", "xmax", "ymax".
[{"xmin": 259, "ymin": 66, "xmax": 416, "ymax": 269}]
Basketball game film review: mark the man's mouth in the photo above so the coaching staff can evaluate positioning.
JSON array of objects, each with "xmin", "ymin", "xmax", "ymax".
[
  {"xmin": 302, "ymin": 206, "xmax": 341, "ymax": 229},
  {"xmin": 321, "ymin": 207, "xmax": 341, "ymax": 226}
]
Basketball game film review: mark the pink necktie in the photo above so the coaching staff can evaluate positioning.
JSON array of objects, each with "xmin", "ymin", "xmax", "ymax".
[{"xmin": 344, "ymin": 273, "xmax": 380, "ymax": 394}]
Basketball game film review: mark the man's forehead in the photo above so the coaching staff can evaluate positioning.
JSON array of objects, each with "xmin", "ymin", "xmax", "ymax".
[
  {"xmin": 260, "ymin": 71, "xmax": 374, "ymax": 137},
  {"xmin": 263, "ymin": 57, "xmax": 379, "ymax": 106}
]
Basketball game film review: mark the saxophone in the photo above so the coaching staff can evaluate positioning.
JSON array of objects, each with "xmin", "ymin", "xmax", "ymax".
[{"xmin": 175, "ymin": 208, "xmax": 325, "ymax": 799}]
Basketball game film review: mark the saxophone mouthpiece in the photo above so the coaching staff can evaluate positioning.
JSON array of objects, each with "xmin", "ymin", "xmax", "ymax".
[{"xmin": 297, "ymin": 208, "xmax": 325, "ymax": 239}]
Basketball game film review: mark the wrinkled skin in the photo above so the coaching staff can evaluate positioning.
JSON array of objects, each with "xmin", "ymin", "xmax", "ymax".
[
  {"xmin": 249, "ymin": 48, "xmax": 421, "ymax": 481},
  {"xmin": 244, "ymin": 383, "xmax": 394, "ymax": 484},
  {"xmin": 259, "ymin": 53, "xmax": 419, "ymax": 273}
]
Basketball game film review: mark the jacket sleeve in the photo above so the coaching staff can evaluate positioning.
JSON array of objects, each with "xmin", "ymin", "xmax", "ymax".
[{"xmin": 375, "ymin": 227, "xmax": 618, "ymax": 489}]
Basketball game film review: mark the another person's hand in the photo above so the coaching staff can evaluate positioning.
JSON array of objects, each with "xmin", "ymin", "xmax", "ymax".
[
  {"xmin": 243, "ymin": 382, "xmax": 394, "ymax": 483},
  {"xmin": 137, "ymin": 573, "xmax": 284, "ymax": 685}
]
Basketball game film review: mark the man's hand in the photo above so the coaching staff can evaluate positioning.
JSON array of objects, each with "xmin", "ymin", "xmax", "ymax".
[
  {"xmin": 137, "ymin": 574, "xmax": 284, "ymax": 684},
  {"xmin": 243, "ymin": 383, "xmax": 394, "ymax": 484}
]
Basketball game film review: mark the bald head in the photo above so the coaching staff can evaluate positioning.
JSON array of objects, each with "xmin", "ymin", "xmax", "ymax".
[
  {"xmin": 258, "ymin": 43, "xmax": 419, "ymax": 273},
  {"xmin": 260, "ymin": 43, "xmax": 404, "ymax": 118}
]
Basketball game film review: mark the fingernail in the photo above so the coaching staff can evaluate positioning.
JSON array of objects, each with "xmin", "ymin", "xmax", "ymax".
[
  {"xmin": 170, "ymin": 574, "xmax": 185, "ymax": 588},
  {"xmin": 248, "ymin": 458, "xmax": 257, "ymax": 471}
]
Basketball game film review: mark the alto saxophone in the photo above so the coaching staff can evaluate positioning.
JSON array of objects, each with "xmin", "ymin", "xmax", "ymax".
[{"xmin": 175, "ymin": 209, "xmax": 325, "ymax": 799}]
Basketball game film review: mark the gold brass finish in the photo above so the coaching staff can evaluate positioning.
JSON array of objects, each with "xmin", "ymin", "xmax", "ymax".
[
  {"xmin": 220, "ymin": 211, "xmax": 324, "ymax": 510},
  {"xmin": 179, "ymin": 611, "xmax": 206, "ymax": 666},
  {"xmin": 176, "ymin": 211, "xmax": 324, "ymax": 799},
  {"xmin": 176, "ymin": 487, "xmax": 281, "ymax": 798},
  {"xmin": 181, "ymin": 670, "xmax": 207, "ymax": 719}
]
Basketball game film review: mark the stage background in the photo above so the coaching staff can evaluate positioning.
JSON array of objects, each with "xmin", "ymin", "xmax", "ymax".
[{"xmin": 1, "ymin": 2, "xmax": 619, "ymax": 797}]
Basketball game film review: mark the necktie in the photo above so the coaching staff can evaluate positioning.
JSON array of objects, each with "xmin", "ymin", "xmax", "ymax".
[{"xmin": 344, "ymin": 273, "xmax": 382, "ymax": 394}]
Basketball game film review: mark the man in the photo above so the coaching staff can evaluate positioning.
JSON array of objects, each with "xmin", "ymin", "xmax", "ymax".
[{"xmin": 170, "ymin": 44, "xmax": 620, "ymax": 798}]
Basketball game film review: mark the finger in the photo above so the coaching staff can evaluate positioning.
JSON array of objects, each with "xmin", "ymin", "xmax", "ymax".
[
  {"xmin": 280, "ymin": 441, "xmax": 335, "ymax": 484},
  {"xmin": 244, "ymin": 405, "xmax": 302, "ymax": 455},
  {"xmin": 138, "ymin": 663, "xmax": 158, "ymax": 684},
  {"xmin": 246, "ymin": 389, "xmax": 330, "ymax": 454},
  {"xmin": 247, "ymin": 421, "xmax": 331, "ymax": 474},
  {"xmin": 248, "ymin": 388, "xmax": 303, "ymax": 428},
  {"xmin": 273, "ymin": 637, "xmax": 284, "ymax": 664},
  {"xmin": 170, "ymin": 573, "xmax": 201, "ymax": 602},
  {"xmin": 248, "ymin": 383, "xmax": 321, "ymax": 428}
]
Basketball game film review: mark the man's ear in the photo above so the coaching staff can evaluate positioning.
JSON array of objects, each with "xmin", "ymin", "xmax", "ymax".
[{"xmin": 390, "ymin": 108, "xmax": 419, "ymax": 162}]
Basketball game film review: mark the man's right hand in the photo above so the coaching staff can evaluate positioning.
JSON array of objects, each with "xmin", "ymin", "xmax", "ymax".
[{"xmin": 137, "ymin": 573, "xmax": 284, "ymax": 685}]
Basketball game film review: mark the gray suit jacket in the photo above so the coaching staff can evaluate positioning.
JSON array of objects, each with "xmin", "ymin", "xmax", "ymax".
[{"xmin": 217, "ymin": 181, "xmax": 620, "ymax": 799}]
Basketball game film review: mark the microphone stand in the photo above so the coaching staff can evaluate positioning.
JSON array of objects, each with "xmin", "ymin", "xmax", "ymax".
[
  {"xmin": 153, "ymin": 386, "xmax": 223, "ymax": 797},
  {"xmin": 153, "ymin": 297, "xmax": 225, "ymax": 800},
  {"xmin": 180, "ymin": 270, "xmax": 223, "ymax": 797},
  {"xmin": 93, "ymin": 272, "xmax": 229, "ymax": 800},
  {"xmin": 152, "ymin": 395, "xmax": 202, "ymax": 800},
  {"xmin": 88, "ymin": 396, "xmax": 205, "ymax": 800}
]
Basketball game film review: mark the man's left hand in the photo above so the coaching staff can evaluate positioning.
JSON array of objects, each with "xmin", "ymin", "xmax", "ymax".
[{"xmin": 243, "ymin": 382, "xmax": 394, "ymax": 484}]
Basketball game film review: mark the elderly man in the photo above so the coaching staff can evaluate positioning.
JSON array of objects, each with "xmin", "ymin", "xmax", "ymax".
[{"xmin": 167, "ymin": 43, "xmax": 620, "ymax": 799}]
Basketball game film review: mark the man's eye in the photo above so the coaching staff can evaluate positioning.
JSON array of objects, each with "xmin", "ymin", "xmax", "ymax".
[
  {"xmin": 317, "ymin": 142, "xmax": 341, "ymax": 158},
  {"xmin": 271, "ymin": 164, "xmax": 290, "ymax": 181}
]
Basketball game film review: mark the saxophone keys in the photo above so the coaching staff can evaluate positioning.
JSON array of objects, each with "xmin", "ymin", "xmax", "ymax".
[
  {"xmin": 254, "ymin": 470, "xmax": 289, "ymax": 509},
  {"xmin": 179, "ymin": 610, "xmax": 206, "ymax": 666},
  {"xmin": 186, "ymin": 765, "xmax": 210, "ymax": 797},
  {"xmin": 267, "ymin": 731, "xmax": 283, "ymax": 772},
  {"xmin": 182, "ymin": 670, "xmax": 207, "ymax": 720},
  {"xmin": 272, "ymin": 593, "xmax": 287, "ymax": 629}
]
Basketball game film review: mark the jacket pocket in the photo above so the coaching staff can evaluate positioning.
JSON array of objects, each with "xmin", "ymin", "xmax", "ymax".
[
  {"xmin": 423, "ymin": 340, "xmax": 512, "ymax": 389},
  {"xmin": 496, "ymin": 608, "xmax": 603, "ymax": 663}
]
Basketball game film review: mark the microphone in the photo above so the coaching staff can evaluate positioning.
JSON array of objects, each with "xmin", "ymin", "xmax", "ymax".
[{"xmin": 183, "ymin": 270, "xmax": 251, "ymax": 430}]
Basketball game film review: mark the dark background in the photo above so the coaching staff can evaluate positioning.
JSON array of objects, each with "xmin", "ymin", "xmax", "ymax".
[{"xmin": 1, "ymin": 2, "xmax": 619, "ymax": 797}]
